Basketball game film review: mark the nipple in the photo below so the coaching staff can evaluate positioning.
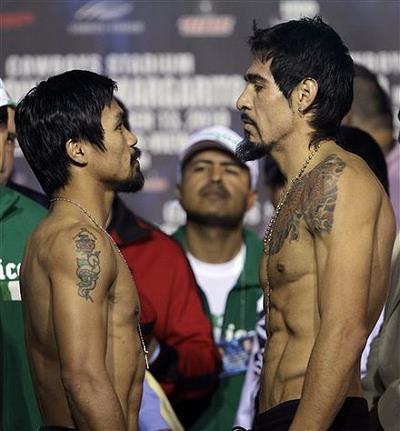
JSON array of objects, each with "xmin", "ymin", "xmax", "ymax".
[{"xmin": 277, "ymin": 263, "xmax": 285, "ymax": 273}]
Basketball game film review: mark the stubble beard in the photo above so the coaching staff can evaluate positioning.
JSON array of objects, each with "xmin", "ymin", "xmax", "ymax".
[
  {"xmin": 114, "ymin": 147, "xmax": 145, "ymax": 193},
  {"xmin": 115, "ymin": 169, "xmax": 145, "ymax": 193},
  {"xmin": 186, "ymin": 210, "xmax": 243, "ymax": 229}
]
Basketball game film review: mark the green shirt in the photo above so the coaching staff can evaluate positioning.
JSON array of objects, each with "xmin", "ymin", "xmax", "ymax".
[
  {"xmin": 0, "ymin": 186, "xmax": 47, "ymax": 431},
  {"xmin": 172, "ymin": 227, "xmax": 263, "ymax": 430}
]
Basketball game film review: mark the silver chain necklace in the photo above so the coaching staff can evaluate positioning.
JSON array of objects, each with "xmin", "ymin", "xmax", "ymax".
[
  {"xmin": 50, "ymin": 197, "xmax": 149, "ymax": 369},
  {"xmin": 263, "ymin": 143, "xmax": 321, "ymax": 335}
]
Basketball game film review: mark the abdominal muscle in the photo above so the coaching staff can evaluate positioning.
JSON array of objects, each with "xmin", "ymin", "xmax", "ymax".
[
  {"xmin": 258, "ymin": 276, "xmax": 363, "ymax": 413},
  {"xmin": 259, "ymin": 274, "xmax": 319, "ymax": 413},
  {"xmin": 259, "ymin": 327, "xmax": 315, "ymax": 412}
]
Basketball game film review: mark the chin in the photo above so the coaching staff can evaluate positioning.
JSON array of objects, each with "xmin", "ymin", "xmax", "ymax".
[
  {"xmin": 186, "ymin": 210, "xmax": 243, "ymax": 228},
  {"xmin": 235, "ymin": 135, "xmax": 268, "ymax": 162}
]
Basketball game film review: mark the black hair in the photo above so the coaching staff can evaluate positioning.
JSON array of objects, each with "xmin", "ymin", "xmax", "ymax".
[
  {"xmin": 338, "ymin": 126, "xmax": 389, "ymax": 195},
  {"xmin": 15, "ymin": 70, "xmax": 117, "ymax": 196},
  {"xmin": 249, "ymin": 17, "xmax": 354, "ymax": 148},
  {"xmin": 351, "ymin": 63, "xmax": 393, "ymax": 131}
]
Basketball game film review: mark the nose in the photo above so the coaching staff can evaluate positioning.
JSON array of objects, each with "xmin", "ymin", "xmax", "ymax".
[
  {"xmin": 210, "ymin": 164, "xmax": 223, "ymax": 183},
  {"xmin": 125, "ymin": 129, "xmax": 137, "ymax": 148},
  {"xmin": 236, "ymin": 86, "xmax": 249, "ymax": 112}
]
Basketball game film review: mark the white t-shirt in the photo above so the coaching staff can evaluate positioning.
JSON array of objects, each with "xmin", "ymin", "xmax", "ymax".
[{"xmin": 187, "ymin": 244, "xmax": 246, "ymax": 342}]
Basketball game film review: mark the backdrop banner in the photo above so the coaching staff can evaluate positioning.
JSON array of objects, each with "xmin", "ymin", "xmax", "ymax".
[{"xmin": 2, "ymin": 0, "xmax": 399, "ymax": 233}]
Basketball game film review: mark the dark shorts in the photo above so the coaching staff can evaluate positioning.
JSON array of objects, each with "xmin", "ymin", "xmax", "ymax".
[
  {"xmin": 252, "ymin": 397, "xmax": 369, "ymax": 431},
  {"xmin": 38, "ymin": 427, "xmax": 78, "ymax": 431}
]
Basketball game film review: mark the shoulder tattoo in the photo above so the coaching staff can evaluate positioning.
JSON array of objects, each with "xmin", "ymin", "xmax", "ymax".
[
  {"xmin": 303, "ymin": 154, "xmax": 346, "ymax": 234},
  {"xmin": 74, "ymin": 228, "xmax": 101, "ymax": 302},
  {"xmin": 269, "ymin": 154, "xmax": 346, "ymax": 255}
]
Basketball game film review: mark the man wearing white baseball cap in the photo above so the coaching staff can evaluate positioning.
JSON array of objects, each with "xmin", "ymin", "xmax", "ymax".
[
  {"xmin": 0, "ymin": 78, "xmax": 47, "ymax": 431},
  {"xmin": 172, "ymin": 125, "xmax": 263, "ymax": 430}
]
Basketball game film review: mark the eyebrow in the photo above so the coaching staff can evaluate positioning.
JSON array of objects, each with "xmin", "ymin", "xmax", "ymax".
[
  {"xmin": 244, "ymin": 73, "xmax": 267, "ymax": 84},
  {"xmin": 190, "ymin": 159, "xmax": 242, "ymax": 168}
]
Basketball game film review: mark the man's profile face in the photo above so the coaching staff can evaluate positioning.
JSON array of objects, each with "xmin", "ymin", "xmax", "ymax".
[
  {"xmin": 177, "ymin": 149, "xmax": 256, "ymax": 227},
  {"xmin": 236, "ymin": 58, "xmax": 294, "ymax": 161},
  {"xmin": 91, "ymin": 99, "xmax": 144, "ymax": 193}
]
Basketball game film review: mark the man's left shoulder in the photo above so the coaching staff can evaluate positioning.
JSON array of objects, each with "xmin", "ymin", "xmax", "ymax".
[{"xmin": 308, "ymin": 152, "xmax": 383, "ymax": 202}]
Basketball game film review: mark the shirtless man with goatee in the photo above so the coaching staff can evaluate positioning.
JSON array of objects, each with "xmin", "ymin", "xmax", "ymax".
[
  {"xmin": 15, "ymin": 70, "xmax": 146, "ymax": 431},
  {"xmin": 235, "ymin": 17, "xmax": 396, "ymax": 431}
]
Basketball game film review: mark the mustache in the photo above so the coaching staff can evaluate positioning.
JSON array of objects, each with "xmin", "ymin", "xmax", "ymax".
[
  {"xmin": 131, "ymin": 147, "xmax": 141, "ymax": 161},
  {"xmin": 199, "ymin": 183, "xmax": 230, "ymax": 198},
  {"xmin": 241, "ymin": 113, "xmax": 257, "ymax": 127}
]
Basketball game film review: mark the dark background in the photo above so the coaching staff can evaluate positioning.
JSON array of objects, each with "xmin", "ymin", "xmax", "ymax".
[{"xmin": 2, "ymin": 0, "xmax": 399, "ymax": 234}]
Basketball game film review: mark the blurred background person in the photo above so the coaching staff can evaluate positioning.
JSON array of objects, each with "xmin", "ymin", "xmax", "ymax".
[
  {"xmin": 0, "ymin": 79, "xmax": 47, "ymax": 431},
  {"xmin": 342, "ymin": 63, "xmax": 399, "ymax": 230},
  {"xmin": 362, "ymin": 232, "xmax": 400, "ymax": 431},
  {"xmin": 172, "ymin": 126, "xmax": 263, "ymax": 430},
  {"xmin": 362, "ymin": 109, "xmax": 400, "ymax": 431}
]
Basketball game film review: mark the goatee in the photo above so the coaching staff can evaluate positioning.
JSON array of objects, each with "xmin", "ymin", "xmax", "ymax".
[{"xmin": 235, "ymin": 134, "xmax": 268, "ymax": 162}]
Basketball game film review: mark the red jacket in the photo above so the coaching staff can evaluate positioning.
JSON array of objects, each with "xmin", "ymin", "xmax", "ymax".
[{"xmin": 109, "ymin": 197, "xmax": 220, "ymax": 401}]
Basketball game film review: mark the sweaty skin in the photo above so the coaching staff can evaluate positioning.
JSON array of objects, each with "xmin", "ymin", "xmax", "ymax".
[
  {"xmin": 259, "ymin": 146, "xmax": 395, "ymax": 428},
  {"xmin": 21, "ymin": 210, "xmax": 145, "ymax": 430}
]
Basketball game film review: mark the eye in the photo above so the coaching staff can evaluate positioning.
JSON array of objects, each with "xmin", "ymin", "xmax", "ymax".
[
  {"xmin": 254, "ymin": 84, "xmax": 263, "ymax": 93},
  {"xmin": 225, "ymin": 167, "xmax": 240, "ymax": 175},
  {"xmin": 192, "ymin": 165, "xmax": 207, "ymax": 172}
]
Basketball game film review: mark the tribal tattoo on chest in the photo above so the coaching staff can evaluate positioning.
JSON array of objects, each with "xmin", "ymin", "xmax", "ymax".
[
  {"xmin": 74, "ymin": 228, "xmax": 101, "ymax": 302},
  {"xmin": 269, "ymin": 154, "xmax": 346, "ymax": 255}
]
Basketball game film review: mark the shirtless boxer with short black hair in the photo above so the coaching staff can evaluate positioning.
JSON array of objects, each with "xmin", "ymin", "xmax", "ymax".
[
  {"xmin": 16, "ymin": 70, "xmax": 146, "ymax": 431},
  {"xmin": 235, "ymin": 17, "xmax": 396, "ymax": 431}
]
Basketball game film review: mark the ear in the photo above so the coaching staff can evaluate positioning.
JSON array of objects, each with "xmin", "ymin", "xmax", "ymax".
[
  {"xmin": 65, "ymin": 139, "xmax": 88, "ymax": 166},
  {"xmin": 292, "ymin": 77, "xmax": 318, "ymax": 114},
  {"xmin": 246, "ymin": 189, "xmax": 258, "ymax": 210}
]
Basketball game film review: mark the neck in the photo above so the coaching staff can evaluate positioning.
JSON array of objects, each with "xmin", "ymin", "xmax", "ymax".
[
  {"xmin": 51, "ymin": 187, "xmax": 115, "ymax": 229},
  {"xmin": 271, "ymin": 136, "xmax": 336, "ymax": 183},
  {"xmin": 185, "ymin": 222, "xmax": 244, "ymax": 263}
]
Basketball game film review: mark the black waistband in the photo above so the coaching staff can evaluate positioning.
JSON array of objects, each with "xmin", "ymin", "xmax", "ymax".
[{"xmin": 253, "ymin": 397, "xmax": 369, "ymax": 431}]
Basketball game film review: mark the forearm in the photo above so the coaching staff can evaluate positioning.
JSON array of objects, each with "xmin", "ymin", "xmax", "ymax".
[
  {"xmin": 289, "ymin": 326, "xmax": 366, "ymax": 431},
  {"xmin": 63, "ymin": 374, "xmax": 127, "ymax": 430}
]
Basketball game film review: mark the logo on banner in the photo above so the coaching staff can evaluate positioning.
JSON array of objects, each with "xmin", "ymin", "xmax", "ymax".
[
  {"xmin": 74, "ymin": 0, "xmax": 134, "ymax": 21},
  {"xmin": 0, "ymin": 11, "xmax": 36, "ymax": 29},
  {"xmin": 68, "ymin": 0, "xmax": 145, "ymax": 35},
  {"xmin": 177, "ymin": 0, "xmax": 236, "ymax": 37}
]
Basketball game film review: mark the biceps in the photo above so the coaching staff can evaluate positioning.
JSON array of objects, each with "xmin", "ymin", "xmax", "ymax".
[
  {"xmin": 316, "ymin": 229, "xmax": 374, "ymax": 322},
  {"xmin": 51, "ymin": 271, "xmax": 109, "ymax": 369}
]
